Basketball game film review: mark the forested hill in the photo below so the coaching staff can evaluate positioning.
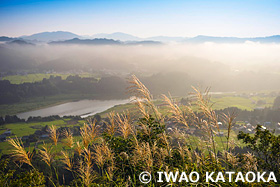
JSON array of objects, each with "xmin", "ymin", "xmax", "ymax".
[{"xmin": 0, "ymin": 75, "xmax": 127, "ymax": 105}]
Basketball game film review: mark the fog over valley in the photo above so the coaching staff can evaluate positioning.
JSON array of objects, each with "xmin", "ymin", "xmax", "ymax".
[{"xmin": 1, "ymin": 40, "xmax": 280, "ymax": 94}]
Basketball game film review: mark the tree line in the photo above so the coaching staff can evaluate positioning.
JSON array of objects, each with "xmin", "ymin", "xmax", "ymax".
[{"xmin": 0, "ymin": 75, "xmax": 127, "ymax": 105}]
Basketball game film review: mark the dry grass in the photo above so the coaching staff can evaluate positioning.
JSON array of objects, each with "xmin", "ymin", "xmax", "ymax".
[
  {"xmin": 83, "ymin": 147, "xmax": 93, "ymax": 169},
  {"xmin": 80, "ymin": 120, "xmax": 100, "ymax": 148},
  {"xmin": 131, "ymin": 141, "xmax": 153, "ymax": 172},
  {"xmin": 78, "ymin": 161, "xmax": 95, "ymax": 187},
  {"xmin": 80, "ymin": 124, "xmax": 91, "ymax": 148},
  {"xmin": 128, "ymin": 75, "xmax": 162, "ymax": 121},
  {"xmin": 135, "ymin": 98, "xmax": 149, "ymax": 120},
  {"xmin": 39, "ymin": 143, "xmax": 55, "ymax": 167},
  {"xmin": 48, "ymin": 125, "xmax": 59, "ymax": 146},
  {"xmin": 161, "ymin": 86, "xmax": 239, "ymax": 165},
  {"xmin": 222, "ymin": 111, "xmax": 237, "ymax": 151},
  {"xmin": 61, "ymin": 151, "xmax": 73, "ymax": 171},
  {"xmin": 93, "ymin": 140, "xmax": 114, "ymax": 169},
  {"xmin": 75, "ymin": 141, "xmax": 83, "ymax": 156},
  {"xmin": 243, "ymin": 152, "xmax": 258, "ymax": 171},
  {"xmin": 8, "ymin": 137, "xmax": 33, "ymax": 167},
  {"xmin": 62, "ymin": 129, "xmax": 74, "ymax": 148},
  {"xmin": 162, "ymin": 94, "xmax": 188, "ymax": 127},
  {"xmin": 115, "ymin": 112, "xmax": 133, "ymax": 139},
  {"xmin": 104, "ymin": 112, "xmax": 117, "ymax": 137},
  {"xmin": 87, "ymin": 119, "xmax": 99, "ymax": 141}
]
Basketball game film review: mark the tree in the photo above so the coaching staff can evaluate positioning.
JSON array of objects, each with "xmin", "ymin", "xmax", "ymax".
[
  {"xmin": 0, "ymin": 117, "xmax": 4, "ymax": 125},
  {"xmin": 4, "ymin": 115, "xmax": 24, "ymax": 123},
  {"xmin": 238, "ymin": 125, "xmax": 280, "ymax": 178}
]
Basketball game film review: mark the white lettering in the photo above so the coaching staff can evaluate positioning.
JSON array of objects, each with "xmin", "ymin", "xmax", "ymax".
[
  {"xmin": 164, "ymin": 171, "xmax": 178, "ymax": 182},
  {"xmin": 157, "ymin": 172, "xmax": 164, "ymax": 182},
  {"xmin": 245, "ymin": 171, "xmax": 256, "ymax": 183},
  {"xmin": 267, "ymin": 172, "xmax": 277, "ymax": 182},
  {"xmin": 189, "ymin": 172, "xmax": 199, "ymax": 182},
  {"xmin": 225, "ymin": 171, "xmax": 235, "ymax": 182},
  {"xmin": 178, "ymin": 172, "xmax": 189, "ymax": 182},
  {"xmin": 206, "ymin": 172, "xmax": 215, "ymax": 182},
  {"xmin": 235, "ymin": 172, "xmax": 245, "ymax": 182},
  {"xmin": 215, "ymin": 172, "xmax": 225, "ymax": 182},
  {"xmin": 257, "ymin": 172, "xmax": 266, "ymax": 182}
]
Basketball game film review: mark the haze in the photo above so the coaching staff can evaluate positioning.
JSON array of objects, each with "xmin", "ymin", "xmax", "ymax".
[{"xmin": 2, "ymin": 41, "xmax": 280, "ymax": 92}]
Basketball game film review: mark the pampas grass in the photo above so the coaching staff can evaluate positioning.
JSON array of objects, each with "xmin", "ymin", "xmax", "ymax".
[
  {"xmin": 116, "ymin": 112, "xmax": 132, "ymax": 139},
  {"xmin": 104, "ymin": 111, "xmax": 117, "ymax": 137},
  {"xmin": 61, "ymin": 151, "xmax": 73, "ymax": 171},
  {"xmin": 80, "ymin": 123, "xmax": 91, "ymax": 148},
  {"xmin": 80, "ymin": 120, "xmax": 100, "ymax": 148},
  {"xmin": 93, "ymin": 140, "xmax": 114, "ymax": 169},
  {"xmin": 39, "ymin": 144, "xmax": 55, "ymax": 167},
  {"xmin": 128, "ymin": 75, "xmax": 162, "ymax": 121},
  {"xmin": 8, "ymin": 137, "xmax": 33, "ymax": 167},
  {"xmin": 75, "ymin": 141, "xmax": 83, "ymax": 156},
  {"xmin": 63, "ymin": 128, "xmax": 74, "ymax": 148},
  {"xmin": 48, "ymin": 125, "xmax": 58, "ymax": 146},
  {"xmin": 162, "ymin": 94, "xmax": 189, "ymax": 127},
  {"xmin": 78, "ymin": 161, "xmax": 96, "ymax": 187}
]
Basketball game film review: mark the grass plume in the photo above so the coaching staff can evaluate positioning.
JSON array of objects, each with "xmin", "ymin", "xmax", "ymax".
[
  {"xmin": 8, "ymin": 137, "xmax": 33, "ymax": 167},
  {"xmin": 61, "ymin": 151, "xmax": 73, "ymax": 171},
  {"xmin": 48, "ymin": 125, "xmax": 59, "ymax": 146},
  {"xmin": 39, "ymin": 143, "xmax": 55, "ymax": 167},
  {"xmin": 63, "ymin": 128, "xmax": 74, "ymax": 148}
]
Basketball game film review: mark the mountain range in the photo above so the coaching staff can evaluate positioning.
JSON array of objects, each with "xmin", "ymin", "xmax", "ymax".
[
  {"xmin": 49, "ymin": 38, "xmax": 162, "ymax": 46},
  {"xmin": 186, "ymin": 35, "xmax": 280, "ymax": 43},
  {"xmin": 1, "ymin": 31, "xmax": 280, "ymax": 44},
  {"xmin": 21, "ymin": 31, "xmax": 80, "ymax": 42}
]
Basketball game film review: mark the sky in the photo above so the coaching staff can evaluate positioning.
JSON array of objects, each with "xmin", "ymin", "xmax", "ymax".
[{"xmin": 0, "ymin": 0, "xmax": 280, "ymax": 38}]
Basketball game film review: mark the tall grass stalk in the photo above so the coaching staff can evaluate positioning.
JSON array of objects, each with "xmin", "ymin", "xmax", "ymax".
[{"xmin": 8, "ymin": 137, "xmax": 33, "ymax": 168}]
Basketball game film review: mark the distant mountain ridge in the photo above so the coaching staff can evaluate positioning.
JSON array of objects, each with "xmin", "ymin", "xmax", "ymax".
[
  {"xmin": 91, "ymin": 32, "xmax": 187, "ymax": 42},
  {"xmin": 21, "ymin": 31, "xmax": 80, "ymax": 42},
  {"xmin": 49, "ymin": 38, "xmax": 162, "ymax": 46},
  {"xmin": 92, "ymin": 32, "xmax": 141, "ymax": 41},
  {"xmin": 185, "ymin": 35, "xmax": 280, "ymax": 43},
  {"xmin": 8, "ymin": 39, "xmax": 35, "ymax": 46},
  {"xmin": 49, "ymin": 38, "xmax": 121, "ymax": 45},
  {"xmin": 16, "ymin": 31, "xmax": 188, "ymax": 43},
  {"xmin": 2, "ymin": 31, "xmax": 280, "ymax": 43},
  {"xmin": 0, "ymin": 36, "xmax": 18, "ymax": 42}
]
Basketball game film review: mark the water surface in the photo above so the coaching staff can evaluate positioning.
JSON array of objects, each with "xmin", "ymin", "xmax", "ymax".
[{"xmin": 17, "ymin": 99, "xmax": 130, "ymax": 120}]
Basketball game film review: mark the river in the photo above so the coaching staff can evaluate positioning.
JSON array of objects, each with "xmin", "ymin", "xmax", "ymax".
[{"xmin": 16, "ymin": 99, "xmax": 130, "ymax": 120}]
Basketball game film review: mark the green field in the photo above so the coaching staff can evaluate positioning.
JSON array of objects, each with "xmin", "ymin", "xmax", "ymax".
[
  {"xmin": 210, "ymin": 95, "xmax": 275, "ymax": 110},
  {"xmin": 2, "ymin": 73, "xmax": 99, "ymax": 84},
  {"xmin": 100, "ymin": 92, "xmax": 276, "ymax": 117},
  {"xmin": 0, "ymin": 118, "xmax": 86, "ymax": 155}
]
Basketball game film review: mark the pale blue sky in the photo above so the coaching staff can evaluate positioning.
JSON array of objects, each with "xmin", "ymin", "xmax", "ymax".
[{"xmin": 0, "ymin": 0, "xmax": 279, "ymax": 37}]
